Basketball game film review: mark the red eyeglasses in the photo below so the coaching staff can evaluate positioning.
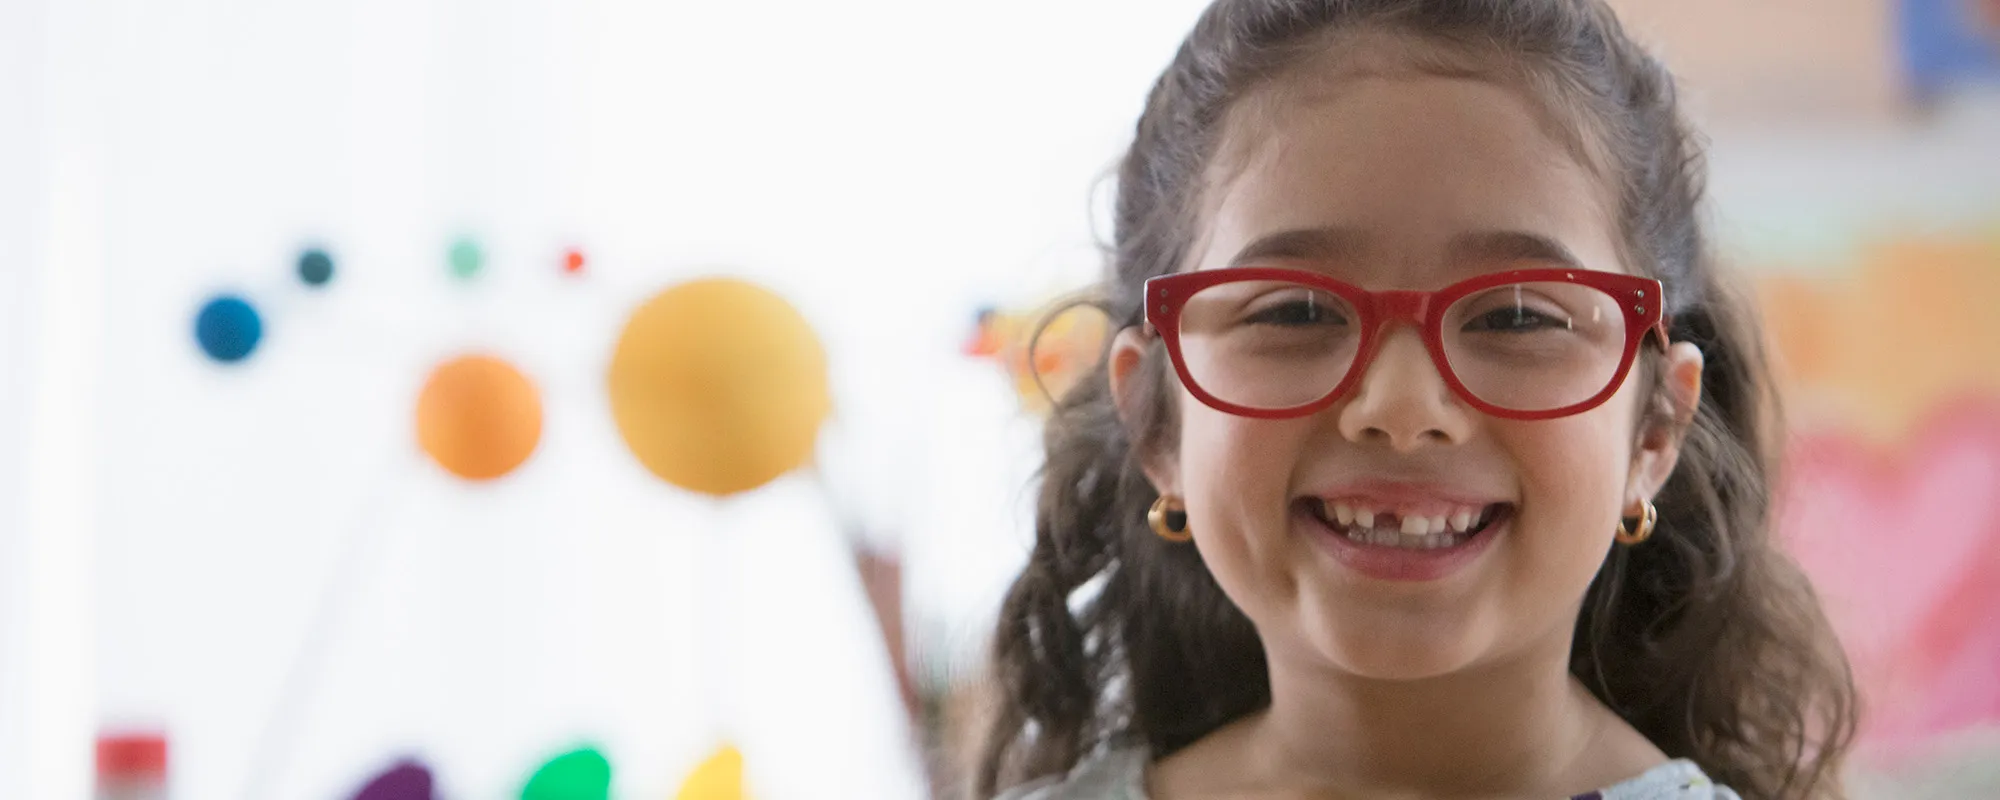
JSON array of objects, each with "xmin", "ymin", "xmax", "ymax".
[{"xmin": 1142, "ymin": 266, "xmax": 1669, "ymax": 420}]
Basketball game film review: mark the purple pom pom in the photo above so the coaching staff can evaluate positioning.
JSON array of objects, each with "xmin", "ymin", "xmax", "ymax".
[{"xmin": 352, "ymin": 759, "xmax": 433, "ymax": 800}]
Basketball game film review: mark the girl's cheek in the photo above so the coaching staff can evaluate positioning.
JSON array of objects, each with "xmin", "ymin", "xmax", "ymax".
[{"xmin": 1501, "ymin": 426, "xmax": 1630, "ymax": 564}]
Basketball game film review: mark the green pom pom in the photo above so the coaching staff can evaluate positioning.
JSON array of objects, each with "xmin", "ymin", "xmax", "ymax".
[
  {"xmin": 521, "ymin": 746, "xmax": 610, "ymax": 800},
  {"xmin": 448, "ymin": 237, "xmax": 484, "ymax": 281}
]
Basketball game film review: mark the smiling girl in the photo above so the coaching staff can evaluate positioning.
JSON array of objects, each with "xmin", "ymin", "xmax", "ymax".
[{"xmin": 976, "ymin": 1, "xmax": 1858, "ymax": 798}]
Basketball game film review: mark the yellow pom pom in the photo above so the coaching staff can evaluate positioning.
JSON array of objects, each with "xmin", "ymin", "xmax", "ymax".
[
  {"xmin": 608, "ymin": 278, "xmax": 830, "ymax": 496},
  {"xmin": 672, "ymin": 744, "xmax": 749, "ymax": 800}
]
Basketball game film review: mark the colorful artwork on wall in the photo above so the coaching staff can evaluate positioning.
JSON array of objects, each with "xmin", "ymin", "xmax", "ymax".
[
  {"xmin": 1759, "ymin": 224, "xmax": 2000, "ymax": 761},
  {"xmin": 1900, "ymin": 0, "xmax": 2000, "ymax": 94}
]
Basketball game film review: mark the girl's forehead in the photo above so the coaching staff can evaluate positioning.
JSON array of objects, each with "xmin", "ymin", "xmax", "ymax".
[
  {"xmin": 1191, "ymin": 51, "xmax": 1621, "ymax": 280},
  {"xmin": 1210, "ymin": 29, "xmax": 1607, "ymax": 192}
]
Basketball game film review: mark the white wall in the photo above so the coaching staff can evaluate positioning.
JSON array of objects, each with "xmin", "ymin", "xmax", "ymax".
[
  {"xmin": 0, "ymin": 1, "xmax": 48, "ymax": 795},
  {"xmin": 3, "ymin": 1, "xmax": 99, "ymax": 799}
]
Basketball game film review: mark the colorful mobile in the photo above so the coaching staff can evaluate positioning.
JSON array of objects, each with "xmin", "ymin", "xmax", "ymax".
[{"xmin": 196, "ymin": 238, "xmax": 886, "ymax": 799}]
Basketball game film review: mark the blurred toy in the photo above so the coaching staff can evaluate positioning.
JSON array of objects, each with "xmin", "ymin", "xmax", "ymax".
[
  {"xmin": 96, "ymin": 732, "xmax": 168, "ymax": 800},
  {"xmin": 299, "ymin": 247, "xmax": 335, "ymax": 288},
  {"xmin": 181, "ymin": 242, "xmax": 906, "ymax": 797},
  {"xmin": 448, "ymin": 237, "xmax": 484, "ymax": 282},
  {"xmin": 194, "ymin": 294, "xmax": 264, "ymax": 364},
  {"xmin": 673, "ymin": 744, "xmax": 750, "ymax": 800},
  {"xmin": 607, "ymin": 277, "xmax": 829, "ymax": 497},
  {"xmin": 416, "ymin": 354, "xmax": 544, "ymax": 481},
  {"xmin": 349, "ymin": 759, "xmax": 434, "ymax": 800},
  {"xmin": 964, "ymin": 298, "xmax": 1108, "ymax": 413},
  {"xmin": 520, "ymin": 746, "xmax": 611, "ymax": 800}
]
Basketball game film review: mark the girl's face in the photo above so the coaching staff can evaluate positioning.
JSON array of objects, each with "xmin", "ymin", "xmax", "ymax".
[{"xmin": 1113, "ymin": 52, "xmax": 1702, "ymax": 680}]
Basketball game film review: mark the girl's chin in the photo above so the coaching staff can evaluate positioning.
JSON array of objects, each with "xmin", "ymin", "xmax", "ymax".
[{"xmin": 1282, "ymin": 604, "xmax": 1498, "ymax": 682}]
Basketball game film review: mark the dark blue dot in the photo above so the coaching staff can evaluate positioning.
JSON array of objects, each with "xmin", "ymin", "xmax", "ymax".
[
  {"xmin": 298, "ymin": 248, "xmax": 334, "ymax": 287},
  {"xmin": 195, "ymin": 295, "xmax": 263, "ymax": 363}
]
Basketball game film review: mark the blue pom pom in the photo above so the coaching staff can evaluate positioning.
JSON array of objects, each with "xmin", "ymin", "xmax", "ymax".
[
  {"xmin": 195, "ymin": 295, "xmax": 263, "ymax": 363},
  {"xmin": 299, "ymin": 248, "xmax": 335, "ymax": 287}
]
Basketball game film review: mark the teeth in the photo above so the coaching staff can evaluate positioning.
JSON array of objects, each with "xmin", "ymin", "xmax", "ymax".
[
  {"xmin": 1319, "ymin": 499, "xmax": 1505, "ymax": 540},
  {"xmin": 1346, "ymin": 529, "xmax": 1464, "ymax": 550},
  {"xmin": 1396, "ymin": 514, "xmax": 1454, "ymax": 536}
]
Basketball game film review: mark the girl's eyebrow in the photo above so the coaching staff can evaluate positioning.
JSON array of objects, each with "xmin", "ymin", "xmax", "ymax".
[
  {"xmin": 1227, "ymin": 226, "xmax": 1367, "ymax": 267},
  {"xmin": 1228, "ymin": 226, "xmax": 1585, "ymax": 271},
  {"xmin": 1448, "ymin": 230, "xmax": 1585, "ymax": 270}
]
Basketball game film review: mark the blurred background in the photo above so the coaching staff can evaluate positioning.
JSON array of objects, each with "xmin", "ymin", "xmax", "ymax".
[{"xmin": 0, "ymin": 0, "xmax": 1995, "ymax": 797}]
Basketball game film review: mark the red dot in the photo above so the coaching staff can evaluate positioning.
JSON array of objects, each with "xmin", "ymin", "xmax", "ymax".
[
  {"xmin": 98, "ymin": 733, "xmax": 167, "ymax": 781},
  {"xmin": 563, "ymin": 249, "xmax": 586, "ymax": 275}
]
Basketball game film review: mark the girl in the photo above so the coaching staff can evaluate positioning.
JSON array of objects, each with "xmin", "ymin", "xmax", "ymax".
[{"xmin": 977, "ymin": 1, "xmax": 1859, "ymax": 798}]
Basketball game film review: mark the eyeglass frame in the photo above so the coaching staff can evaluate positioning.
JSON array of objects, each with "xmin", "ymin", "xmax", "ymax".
[{"xmin": 1138, "ymin": 265, "xmax": 1671, "ymax": 421}]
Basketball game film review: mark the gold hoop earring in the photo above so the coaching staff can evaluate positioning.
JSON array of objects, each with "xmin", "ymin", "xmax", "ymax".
[
  {"xmin": 1615, "ymin": 500, "xmax": 1658, "ymax": 546},
  {"xmin": 1147, "ymin": 495, "xmax": 1192, "ymax": 542}
]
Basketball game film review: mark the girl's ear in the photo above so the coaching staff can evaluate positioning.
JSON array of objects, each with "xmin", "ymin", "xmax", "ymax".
[
  {"xmin": 1626, "ymin": 341, "xmax": 1704, "ymax": 512},
  {"xmin": 1109, "ymin": 327, "xmax": 1181, "ymax": 496}
]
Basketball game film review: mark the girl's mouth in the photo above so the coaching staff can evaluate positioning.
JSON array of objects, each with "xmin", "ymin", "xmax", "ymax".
[
  {"xmin": 1301, "ymin": 498, "xmax": 1512, "ymax": 550},
  {"xmin": 1293, "ymin": 498, "xmax": 1515, "ymax": 582}
]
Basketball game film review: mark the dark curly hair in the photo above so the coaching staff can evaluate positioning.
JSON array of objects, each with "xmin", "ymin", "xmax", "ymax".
[{"xmin": 975, "ymin": 1, "xmax": 1859, "ymax": 798}]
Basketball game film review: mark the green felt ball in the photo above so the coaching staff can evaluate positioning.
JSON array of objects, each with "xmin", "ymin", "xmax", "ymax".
[
  {"xmin": 448, "ymin": 238, "xmax": 484, "ymax": 281},
  {"xmin": 521, "ymin": 746, "xmax": 610, "ymax": 800}
]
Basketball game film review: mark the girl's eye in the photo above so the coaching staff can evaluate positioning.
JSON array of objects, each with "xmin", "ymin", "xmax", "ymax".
[
  {"xmin": 1245, "ymin": 297, "xmax": 1346, "ymax": 327},
  {"xmin": 1463, "ymin": 306, "xmax": 1571, "ymax": 333}
]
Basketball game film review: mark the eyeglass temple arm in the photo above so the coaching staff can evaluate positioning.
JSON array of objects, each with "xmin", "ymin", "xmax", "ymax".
[{"xmin": 1648, "ymin": 317, "xmax": 1672, "ymax": 350}]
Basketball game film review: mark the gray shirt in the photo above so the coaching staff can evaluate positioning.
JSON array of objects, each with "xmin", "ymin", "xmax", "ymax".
[{"xmin": 995, "ymin": 748, "xmax": 1743, "ymax": 800}]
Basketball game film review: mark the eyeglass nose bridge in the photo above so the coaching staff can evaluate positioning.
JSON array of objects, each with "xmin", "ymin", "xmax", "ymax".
[
  {"xmin": 1347, "ymin": 289, "xmax": 1447, "ymax": 393},
  {"xmin": 1369, "ymin": 290, "xmax": 1433, "ymax": 327}
]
